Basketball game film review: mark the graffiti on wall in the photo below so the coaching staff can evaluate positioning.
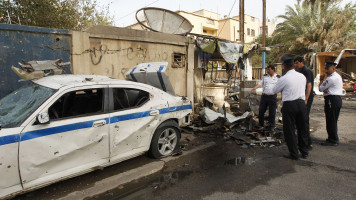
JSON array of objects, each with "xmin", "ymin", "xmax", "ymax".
[
  {"xmin": 90, "ymin": 44, "xmax": 107, "ymax": 65},
  {"xmin": 88, "ymin": 41, "xmax": 171, "ymax": 66}
]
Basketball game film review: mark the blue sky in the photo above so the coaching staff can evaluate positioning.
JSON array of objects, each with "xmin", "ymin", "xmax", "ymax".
[{"xmin": 96, "ymin": 0, "xmax": 354, "ymax": 27}]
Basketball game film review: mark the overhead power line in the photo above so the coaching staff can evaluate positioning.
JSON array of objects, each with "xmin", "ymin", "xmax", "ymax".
[
  {"xmin": 218, "ymin": 0, "xmax": 237, "ymax": 37},
  {"xmin": 117, "ymin": 0, "xmax": 160, "ymax": 22}
]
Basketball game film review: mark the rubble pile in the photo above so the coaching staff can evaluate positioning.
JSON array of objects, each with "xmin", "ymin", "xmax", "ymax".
[{"xmin": 182, "ymin": 102, "xmax": 284, "ymax": 148}]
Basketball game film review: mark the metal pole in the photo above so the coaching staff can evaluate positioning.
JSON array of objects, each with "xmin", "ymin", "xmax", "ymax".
[
  {"xmin": 239, "ymin": 0, "xmax": 244, "ymax": 81},
  {"xmin": 262, "ymin": 0, "xmax": 266, "ymax": 74},
  {"xmin": 239, "ymin": 0, "xmax": 244, "ymax": 43}
]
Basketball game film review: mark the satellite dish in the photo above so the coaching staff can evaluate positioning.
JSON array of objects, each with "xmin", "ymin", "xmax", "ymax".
[{"xmin": 136, "ymin": 7, "xmax": 193, "ymax": 35}]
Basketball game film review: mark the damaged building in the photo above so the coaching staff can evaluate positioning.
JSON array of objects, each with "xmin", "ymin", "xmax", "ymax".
[{"xmin": 1, "ymin": 23, "xmax": 255, "ymax": 112}]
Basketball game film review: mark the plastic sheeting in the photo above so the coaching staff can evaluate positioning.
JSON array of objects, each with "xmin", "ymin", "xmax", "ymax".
[
  {"xmin": 200, "ymin": 107, "xmax": 250, "ymax": 124},
  {"xmin": 217, "ymin": 41, "xmax": 243, "ymax": 64},
  {"xmin": 196, "ymin": 40, "xmax": 216, "ymax": 54},
  {"xmin": 196, "ymin": 39, "xmax": 244, "ymax": 64}
]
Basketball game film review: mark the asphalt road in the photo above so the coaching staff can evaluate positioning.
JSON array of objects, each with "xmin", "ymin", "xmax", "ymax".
[{"xmin": 13, "ymin": 95, "xmax": 356, "ymax": 200}]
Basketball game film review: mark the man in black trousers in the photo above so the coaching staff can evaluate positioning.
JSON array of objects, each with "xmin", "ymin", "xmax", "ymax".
[
  {"xmin": 272, "ymin": 56, "xmax": 309, "ymax": 160},
  {"xmin": 251, "ymin": 65, "xmax": 280, "ymax": 131},
  {"xmin": 294, "ymin": 56, "xmax": 314, "ymax": 149},
  {"xmin": 319, "ymin": 62, "xmax": 343, "ymax": 146}
]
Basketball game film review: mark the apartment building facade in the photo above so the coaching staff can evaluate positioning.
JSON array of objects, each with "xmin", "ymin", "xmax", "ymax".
[{"xmin": 128, "ymin": 9, "xmax": 276, "ymax": 43}]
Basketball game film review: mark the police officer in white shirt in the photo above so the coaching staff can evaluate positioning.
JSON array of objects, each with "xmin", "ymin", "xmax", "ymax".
[
  {"xmin": 251, "ymin": 65, "xmax": 280, "ymax": 131},
  {"xmin": 272, "ymin": 56, "xmax": 309, "ymax": 160},
  {"xmin": 319, "ymin": 62, "xmax": 343, "ymax": 146}
]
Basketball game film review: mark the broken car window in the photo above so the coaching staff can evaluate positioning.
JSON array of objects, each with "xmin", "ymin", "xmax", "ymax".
[
  {"xmin": 0, "ymin": 82, "xmax": 56, "ymax": 128},
  {"xmin": 113, "ymin": 88, "xmax": 149, "ymax": 111},
  {"xmin": 49, "ymin": 89, "xmax": 104, "ymax": 120}
]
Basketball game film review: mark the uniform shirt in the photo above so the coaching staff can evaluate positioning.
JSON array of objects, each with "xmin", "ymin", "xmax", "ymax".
[
  {"xmin": 272, "ymin": 69, "xmax": 306, "ymax": 102},
  {"xmin": 298, "ymin": 66, "xmax": 314, "ymax": 97},
  {"xmin": 259, "ymin": 73, "xmax": 280, "ymax": 95},
  {"xmin": 319, "ymin": 71, "xmax": 343, "ymax": 96}
]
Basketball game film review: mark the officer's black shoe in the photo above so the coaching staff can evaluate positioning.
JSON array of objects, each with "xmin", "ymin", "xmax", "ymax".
[
  {"xmin": 301, "ymin": 153, "xmax": 308, "ymax": 159},
  {"xmin": 283, "ymin": 154, "xmax": 299, "ymax": 160},
  {"xmin": 267, "ymin": 127, "xmax": 275, "ymax": 132},
  {"xmin": 320, "ymin": 141, "xmax": 338, "ymax": 146},
  {"xmin": 308, "ymin": 145, "xmax": 313, "ymax": 150}
]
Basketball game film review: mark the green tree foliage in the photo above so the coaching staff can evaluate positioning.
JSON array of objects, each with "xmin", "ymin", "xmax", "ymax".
[
  {"xmin": 251, "ymin": 35, "xmax": 276, "ymax": 67},
  {"xmin": 0, "ymin": 0, "xmax": 113, "ymax": 30},
  {"xmin": 272, "ymin": 0, "xmax": 356, "ymax": 56}
]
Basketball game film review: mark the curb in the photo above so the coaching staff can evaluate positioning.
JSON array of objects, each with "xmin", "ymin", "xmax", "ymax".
[{"xmin": 60, "ymin": 141, "xmax": 216, "ymax": 200}]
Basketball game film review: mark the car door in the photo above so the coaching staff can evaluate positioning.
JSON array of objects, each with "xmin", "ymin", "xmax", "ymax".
[
  {"xmin": 18, "ymin": 86, "xmax": 110, "ymax": 189},
  {"xmin": 0, "ymin": 127, "xmax": 24, "ymax": 198},
  {"xmin": 108, "ymin": 86, "xmax": 161, "ymax": 162}
]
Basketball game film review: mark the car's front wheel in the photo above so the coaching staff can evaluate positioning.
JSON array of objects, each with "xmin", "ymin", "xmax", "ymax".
[{"xmin": 149, "ymin": 121, "xmax": 180, "ymax": 158}]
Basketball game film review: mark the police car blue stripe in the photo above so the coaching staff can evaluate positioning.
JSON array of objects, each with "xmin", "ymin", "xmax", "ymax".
[
  {"xmin": 157, "ymin": 66, "xmax": 167, "ymax": 92},
  {"xmin": 0, "ymin": 134, "xmax": 20, "ymax": 146},
  {"xmin": 110, "ymin": 111, "xmax": 151, "ymax": 123},
  {"xmin": 130, "ymin": 67, "xmax": 138, "ymax": 82},
  {"xmin": 20, "ymin": 118, "xmax": 110, "ymax": 142},
  {"xmin": 0, "ymin": 105, "xmax": 192, "ymax": 146}
]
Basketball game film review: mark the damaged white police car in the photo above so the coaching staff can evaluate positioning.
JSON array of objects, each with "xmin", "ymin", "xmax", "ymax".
[{"xmin": 0, "ymin": 74, "xmax": 192, "ymax": 198}]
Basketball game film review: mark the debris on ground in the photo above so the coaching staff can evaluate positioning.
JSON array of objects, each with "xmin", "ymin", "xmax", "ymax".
[
  {"xmin": 182, "ymin": 92, "xmax": 284, "ymax": 149},
  {"xmin": 199, "ymin": 107, "xmax": 250, "ymax": 125}
]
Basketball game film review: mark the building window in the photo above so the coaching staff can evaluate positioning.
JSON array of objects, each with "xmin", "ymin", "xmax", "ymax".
[
  {"xmin": 251, "ymin": 29, "xmax": 255, "ymax": 37},
  {"xmin": 259, "ymin": 26, "xmax": 268, "ymax": 35},
  {"xmin": 172, "ymin": 53, "xmax": 185, "ymax": 68},
  {"xmin": 247, "ymin": 28, "xmax": 250, "ymax": 36}
]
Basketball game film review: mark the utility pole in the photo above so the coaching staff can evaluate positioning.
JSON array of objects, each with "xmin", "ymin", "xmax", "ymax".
[
  {"xmin": 239, "ymin": 0, "xmax": 244, "ymax": 44},
  {"xmin": 262, "ymin": 0, "xmax": 266, "ymax": 74},
  {"xmin": 239, "ymin": 0, "xmax": 244, "ymax": 81}
]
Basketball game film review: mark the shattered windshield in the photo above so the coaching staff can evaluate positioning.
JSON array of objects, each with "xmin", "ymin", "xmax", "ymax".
[{"xmin": 0, "ymin": 82, "xmax": 56, "ymax": 128}]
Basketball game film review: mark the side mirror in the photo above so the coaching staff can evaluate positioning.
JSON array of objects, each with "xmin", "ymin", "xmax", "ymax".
[{"xmin": 37, "ymin": 112, "xmax": 50, "ymax": 124}]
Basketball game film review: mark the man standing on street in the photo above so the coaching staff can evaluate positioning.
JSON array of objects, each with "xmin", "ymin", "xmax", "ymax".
[
  {"xmin": 272, "ymin": 56, "xmax": 309, "ymax": 160},
  {"xmin": 251, "ymin": 65, "xmax": 280, "ymax": 131},
  {"xmin": 294, "ymin": 56, "xmax": 314, "ymax": 149},
  {"xmin": 319, "ymin": 62, "xmax": 343, "ymax": 146}
]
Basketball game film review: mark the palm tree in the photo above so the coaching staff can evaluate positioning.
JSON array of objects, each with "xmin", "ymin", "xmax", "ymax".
[{"xmin": 272, "ymin": 0, "xmax": 355, "ymax": 55}]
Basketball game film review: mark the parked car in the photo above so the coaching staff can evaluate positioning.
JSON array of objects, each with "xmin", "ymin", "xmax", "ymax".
[{"xmin": 0, "ymin": 74, "xmax": 192, "ymax": 199}]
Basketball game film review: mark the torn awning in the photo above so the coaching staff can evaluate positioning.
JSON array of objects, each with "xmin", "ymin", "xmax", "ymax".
[
  {"xmin": 196, "ymin": 39, "xmax": 244, "ymax": 64},
  {"xmin": 217, "ymin": 41, "xmax": 243, "ymax": 64},
  {"xmin": 196, "ymin": 39, "xmax": 216, "ymax": 54}
]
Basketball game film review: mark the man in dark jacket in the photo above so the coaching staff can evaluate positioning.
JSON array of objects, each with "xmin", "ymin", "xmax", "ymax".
[{"xmin": 294, "ymin": 56, "xmax": 314, "ymax": 150}]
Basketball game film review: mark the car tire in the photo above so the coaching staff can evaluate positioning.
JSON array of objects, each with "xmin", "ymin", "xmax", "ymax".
[{"xmin": 148, "ymin": 121, "xmax": 180, "ymax": 158}]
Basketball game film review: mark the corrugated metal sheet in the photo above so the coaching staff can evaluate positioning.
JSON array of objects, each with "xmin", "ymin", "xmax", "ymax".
[{"xmin": 0, "ymin": 24, "xmax": 71, "ymax": 99}]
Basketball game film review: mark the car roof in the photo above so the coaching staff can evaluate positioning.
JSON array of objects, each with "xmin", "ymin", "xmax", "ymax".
[{"xmin": 33, "ymin": 74, "xmax": 149, "ymax": 90}]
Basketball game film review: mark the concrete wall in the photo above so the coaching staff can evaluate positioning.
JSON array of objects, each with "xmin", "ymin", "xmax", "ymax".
[
  {"xmin": 193, "ymin": 10, "xmax": 221, "ymax": 20},
  {"xmin": 218, "ymin": 18, "xmax": 235, "ymax": 42},
  {"xmin": 178, "ymin": 11, "xmax": 219, "ymax": 36},
  {"xmin": 266, "ymin": 19, "xmax": 277, "ymax": 37},
  {"xmin": 71, "ymin": 25, "xmax": 195, "ymax": 101},
  {"xmin": 242, "ymin": 15, "xmax": 260, "ymax": 43},
  {"xmin": 218, "ymin": 15, "xmax": 261, "ymax": 43}
]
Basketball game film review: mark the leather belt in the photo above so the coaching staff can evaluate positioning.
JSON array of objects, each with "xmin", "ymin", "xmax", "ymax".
[{"xmin": 262, "ymin": 94, "xmax": 276, "ymax": 97}]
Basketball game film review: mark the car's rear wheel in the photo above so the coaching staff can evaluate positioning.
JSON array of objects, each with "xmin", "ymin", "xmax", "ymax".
[{"xmin": 149, "ymin": 121, "xmax": 180, "ymax": 158}]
